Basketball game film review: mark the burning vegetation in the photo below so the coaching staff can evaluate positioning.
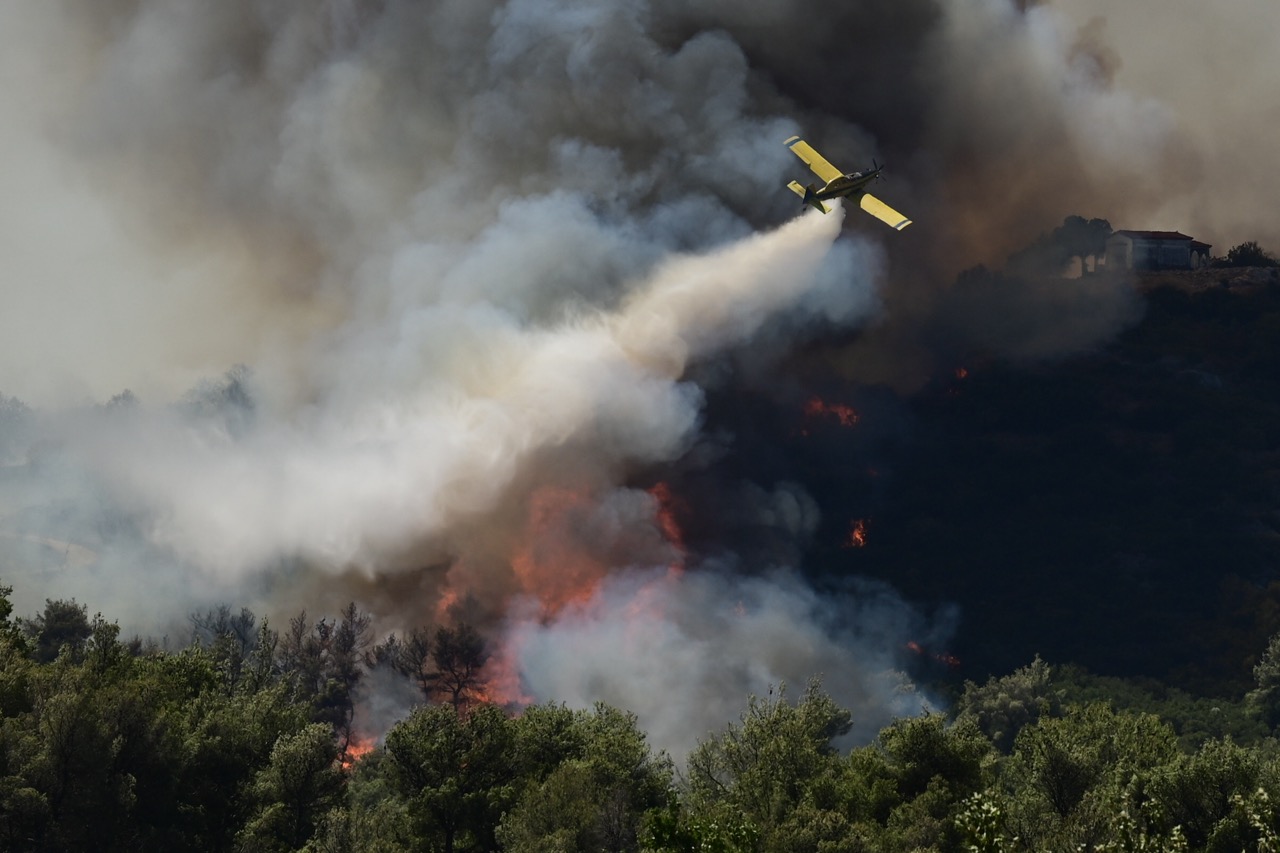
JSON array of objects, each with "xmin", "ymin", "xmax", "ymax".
[
  {"xmin": 803, "ymin": 397, "xmax": 861, "ymax": 428},
  {"xmin": 340, "ymin": 737, "xmax": 376, "ymax": 770},
  {"xmin": 844, "ymin": 518, "xmax": 869, "ymax": 549}
]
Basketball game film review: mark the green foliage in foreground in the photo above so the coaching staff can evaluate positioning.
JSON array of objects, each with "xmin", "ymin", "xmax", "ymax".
[{"xmin": 4, "ymin": 582, "xmax": 1280, "ymax": 852}]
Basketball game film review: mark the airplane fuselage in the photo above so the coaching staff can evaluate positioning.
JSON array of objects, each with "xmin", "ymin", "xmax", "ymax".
[{"xmin": 812, "ymin": 170, "xmax": 881, "ymax": 201}]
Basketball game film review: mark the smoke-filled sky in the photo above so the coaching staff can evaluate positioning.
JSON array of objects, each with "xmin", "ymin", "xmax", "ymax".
[
  {"xmin": 2, "ymin": 0, "xmax": 1276, "ymax": 754},
  {"xmin": 1053, "ymin": 0, "xmax": 1280, "ymax": 252}
]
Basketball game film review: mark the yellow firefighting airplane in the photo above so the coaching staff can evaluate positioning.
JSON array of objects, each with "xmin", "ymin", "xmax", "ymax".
[{"xmin": 784, "ymin": 135, "xmax": 912, "ymax": 230}]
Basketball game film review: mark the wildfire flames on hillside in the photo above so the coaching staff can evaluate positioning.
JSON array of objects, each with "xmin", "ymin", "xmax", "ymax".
[
  {"xmin": 340, "ymin": 737, "xmax": 376, "ymax": 771},
  {"xmin": 906, "ymin": 641, "xmax": 962, "ymax": 671},
  {"xmin": 436, "ymin": 483, "xmax": 690, "ymax": 709},
  {"xmin": 845, "ymin": 519, "xmax": 870, "ymax": 549},
  {"xmin": 804, "ymin": 398, "xmax": 861, "ymax": 428}
]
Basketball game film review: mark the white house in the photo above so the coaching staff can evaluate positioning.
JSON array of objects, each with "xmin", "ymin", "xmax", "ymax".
[{"xmin": 1105, "ymin": 230, "xmax": 1212, "ymax": 271}]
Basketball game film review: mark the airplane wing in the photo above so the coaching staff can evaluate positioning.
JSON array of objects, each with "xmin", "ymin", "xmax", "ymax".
[
  {"xmin": 859, "ymin": 193, "xmax": 912, "ymax": 231},
  {"xmin": 784, "ymin": 136, "xmax": 843, "ymax": 184}
]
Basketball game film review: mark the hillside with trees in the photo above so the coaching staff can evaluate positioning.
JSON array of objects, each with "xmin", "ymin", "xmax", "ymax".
[{"xmin": 3, "ymin": 584, "xmax": 1280, "ymax": 851}]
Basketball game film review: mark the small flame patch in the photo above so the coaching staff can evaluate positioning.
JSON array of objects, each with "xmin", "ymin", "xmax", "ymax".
[
  {"xmin": 341, "ymin": 737, "xmax": 376, "ymax": 770},
  {"xmin": 804, "ymin": 396, "xmax": 860, "ymax": 427},
  {"xmin": 844, "ymin": 518, "xmax": 869, "ymax": 548}
]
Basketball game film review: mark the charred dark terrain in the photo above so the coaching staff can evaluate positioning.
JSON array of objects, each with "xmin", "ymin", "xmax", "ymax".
[
  {"xmin": 682, "ymin": 269, "xmax": 1280, "ymax": 694},
  {"xmin": 883, "ymin": 271, "xmax": 1280, "ymax": 691}
]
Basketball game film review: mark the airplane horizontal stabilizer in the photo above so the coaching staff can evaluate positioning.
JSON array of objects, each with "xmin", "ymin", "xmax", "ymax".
[
  {"xmin": 787, "ymin": 180, "xmax": 830, "ymax": 213},
  {"xmin": 860, "ymin": 193, "xmax": 912, "ymax": 231}
]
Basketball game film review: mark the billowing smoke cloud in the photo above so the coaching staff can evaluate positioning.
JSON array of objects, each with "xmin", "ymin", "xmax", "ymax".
[
  {"xmin": 1051, "ymin": 0, "xmax": 1280, "ymax": 254},
  {"xmin": 3, "ymin": 0, "xmax": 1270, "ymax": 749},
  {"xmin": 508, "ymin": 567, "xmax": 942, "ymax": 761},
  {"xmin": 61, "ymin": 208, "xmax": 862, "ymax": 579}
]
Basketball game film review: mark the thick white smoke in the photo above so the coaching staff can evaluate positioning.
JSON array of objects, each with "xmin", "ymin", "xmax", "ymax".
[
  {"xmin": 63, "ymin": 207, "xmax": 863, "ymax": 577},
  {"xmin": 507, "ymin": 566, "xmax": 941, "ymax": 761}
]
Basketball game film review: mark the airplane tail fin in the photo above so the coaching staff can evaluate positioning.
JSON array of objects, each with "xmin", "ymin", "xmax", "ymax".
[{"xmin": 787, "ymin": 180, "xmax": 830, "ymax": 214}]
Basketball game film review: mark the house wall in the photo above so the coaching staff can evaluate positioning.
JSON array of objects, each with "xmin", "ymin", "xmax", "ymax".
[
  {"xmin": 1105, "ymin": 235, "xmax": 1133, "ymax": 270},
  {"xmin": 1105, "ymin": 235, "xmax": 1197, "ymax": 270}
]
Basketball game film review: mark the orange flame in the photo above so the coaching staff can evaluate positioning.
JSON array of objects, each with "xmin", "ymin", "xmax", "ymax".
[
  {"xmin": 470, "ymin": 482, "xmax": 690, "ymax": 708},
  {"xmin": 476, "ymin": 642, "xmax": 535, "ymax": 708},
  {"xmin": 804, "ymin": 397, "xmax": 860, "ymax": 427},
  {"xmin": 905, "ymin": 640, "xmax": 961, "ymax": 670},
  {"xmin": 617, "ymin": 488, "xmax": 687, "ymax": 642},
  {"xmin": 509, "ymin": 486, "xmax": 610, "ymax": 617},
  {"xmin": 341, "ymin": 737, "xmax": 376, "ymax": 770},
  {"xmin": 422, "ymin": 481, "xmax": 691, "ymax": 711},
  {"xmin": 955, "ymin": 367, "xmax": 969, "ymax": 380},
  {"xmin": 434, "ymin": 585, "xmax": 461, "ymax": 624},
  {"xmin": 844, "ymin": 519, "xmax": 869, "ymax": 548},
  {"xmin": 647, "ymin": 482, "xmax": 686, "ymax": 574}
]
